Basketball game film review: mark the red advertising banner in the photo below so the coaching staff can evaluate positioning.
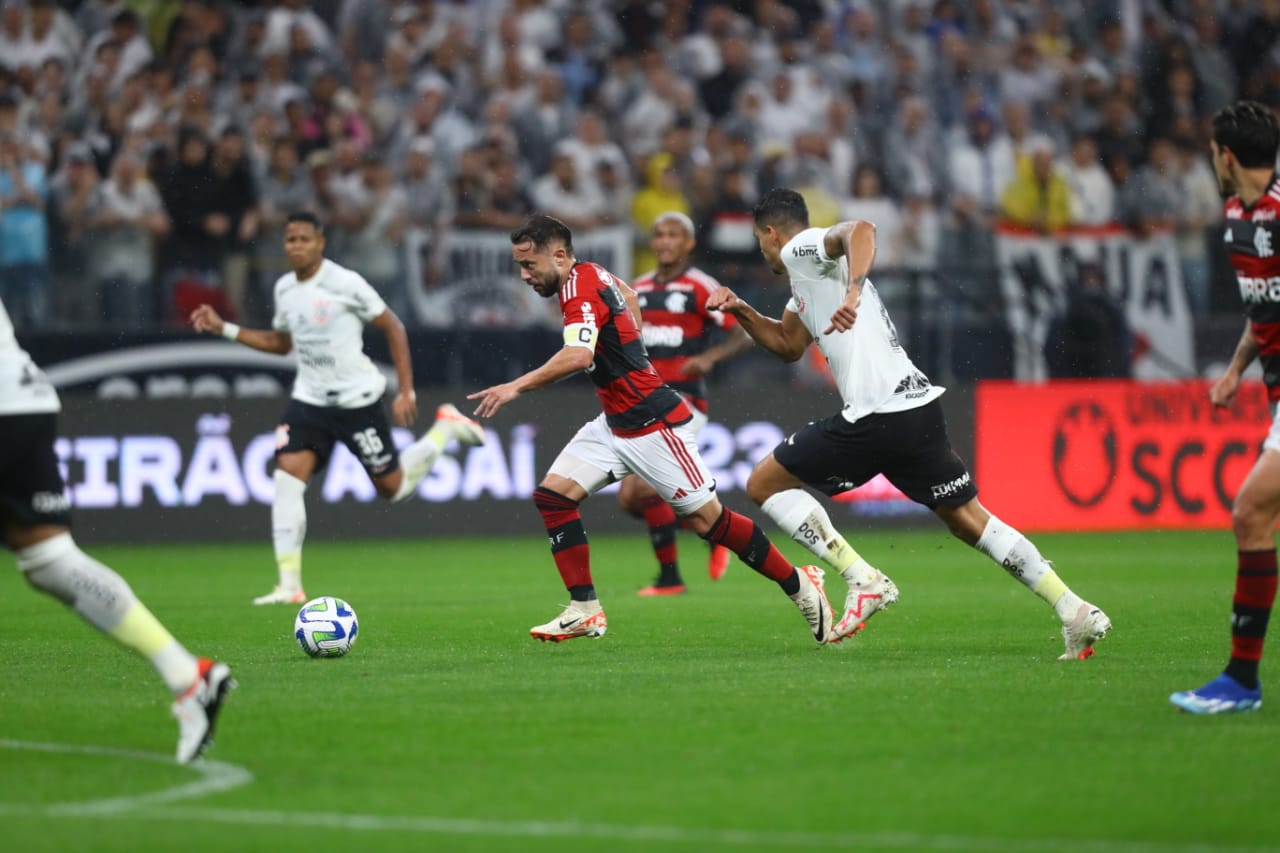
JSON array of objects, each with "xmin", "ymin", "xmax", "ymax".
[{"xmin": 975, "ymin": 380, "xmax": 1271, "ymax": 530}]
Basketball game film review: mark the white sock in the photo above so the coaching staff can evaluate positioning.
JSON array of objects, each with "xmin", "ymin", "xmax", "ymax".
[
  {"xmin": 272, "ymin": 469, "xmax": 307, "ymax": 591},
  {"xmin": 760, "ymin": 489, "xmax": 875, "ymax": 585},
  {"xmin": 975, "ymin": 515, "xmax": 1081, "ymax": 619},
  {"xmin": 391, "ymin": 424, "xmax": 448, "ymax": 502},
  {"xmin": 18, "ymin": 532, "xmax": 199, "ymax": 693}
]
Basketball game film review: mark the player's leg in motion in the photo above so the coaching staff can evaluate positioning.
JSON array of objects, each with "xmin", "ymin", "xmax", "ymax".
[
  {"xmin": 637, "ymin": 421, "xmax": 835, "ymax": 643},
  {"xmin": 389, "ymin": 403, "xmax": 486, "ymax": 502},
  {"xmin": 939, "ymin": 499, "xmax": 1111, "ymax": 660},
  {"xmin": 619, "ymin": 474, "xmax": 686, "ymax": 596},
  {"xmin": 12, "ymin": 528, "xmax": 234, "ymax": 762},
  {"xmin": 529, "ymin": 477, "xmax": 607, "ymax": 643},
  {"xmin": 258, "ymin": 453, "xmax": 313, "ymax": 606},
  {"xmin": 747, "ymin": 456, "xmax": 898, "ymax": 642},
  {"xmin": 1172, "ymin": 450, "xmax": 1280, "ymax": 713}
]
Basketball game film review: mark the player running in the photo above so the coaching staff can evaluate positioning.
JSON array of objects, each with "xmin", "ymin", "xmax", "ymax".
[
  {"xmin": 468, "ymin": 214, "xmax": 834, "ymax": 644},
  {"xmin": 707, "ymin": 188, "xmax": 1111, "ymax": 659},
  {"xmin": 1, "ymin": 297, "xmax": 231, "ymax": 763},
  {"xmin": 1172, "ymin": 101, "xmax": 1280, "ymax": 714},
  {"xmin": 191, "ymin": 211, "xmax": 484, "ymax": 605},
  {"xmin": 626, "ymin": 212, "xmax": 752, "ymax": 595}
]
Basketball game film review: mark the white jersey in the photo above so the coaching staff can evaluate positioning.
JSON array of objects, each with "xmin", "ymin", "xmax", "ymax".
[
  {"xmin": 0, "ymin": 298, "xmax": 60, "ymax": 415},
  {"xmin": 781, "ymin": 227, "xmax": 943, "ymax": 423},
  {"xmin": 272, "ymin": 259, "xmax": 389, "ymax": 408}
]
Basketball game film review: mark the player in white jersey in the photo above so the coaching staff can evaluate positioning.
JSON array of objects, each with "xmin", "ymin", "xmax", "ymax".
[
  {"xmin": 0, "ymin": 298, "xmax": 233, "ymax": 763},
  {"xmin": 190, "ymin": 211, "xmax": 485, "ymax": 605},
  {"xmin": 707, "ymin": 188, "xmax": 1112, "ymax": 659}
]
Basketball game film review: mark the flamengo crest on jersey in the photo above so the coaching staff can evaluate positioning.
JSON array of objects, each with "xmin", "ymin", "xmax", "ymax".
[
  {"xmin": 559, "ymin": 262, "xmax": 688, "ymax": 435},
  {"xmin": 1224, "ymin": 176, "xmax": 1280, "ymax": 399},
  {"xmin": 633, "ymin": 266, "xmax": 738, "ymax": 409},
  {"xmin": 272, "ymin": 258, "xmax": 389, "ymax": 408},
  {"xmin": 779, "ymin": 227, "xmax": 944, "ymax": 423},
  {"xmin": 0, "ymin": 298, "xmax": 60, "ymax": 415}
]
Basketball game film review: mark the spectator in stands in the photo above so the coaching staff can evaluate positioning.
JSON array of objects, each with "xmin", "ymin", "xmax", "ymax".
[
  {"xmin": 344, "ymin": 152, "xmax": 409, "ymax": 321},
  {"xmin": 632, "ymin": 152, "xmax": 691, "ymax": 273},
  {"xmin": 159, "ymin": 126, "xmax": 226, "ymax": 323},
  {"xmin": 402, "ymin": 137, "xmax": 454, "ymax": 291},
  {"xmin": 0, "ymin": 132, "xmax": 50, "ymax": 329},
  {"xmin": 208, "ymin": 126, "xmax": 260, "ymax": 321},
  {"xmin": 255, "ymin": 136, "xmax": 314, "ymax": 292},
  {"xmin": 948, "ymin": 106, "xmax": 1015, "ymax": 230},
  {"xmin": 530, "ymin": 143, "xmax": 610, "ymax": 230},
  {"xmin": 1047, "ymin": 261, "xmax": 1131, "ymax": 379},
  {"xmin": 882, "ymin": 95, "xmax": 946, "ymax": 202},
  {"xmin": 511, "ymin": 68, "xmax": 575, "ymax": 175},
  {"xmin": 1174, "ymin": 135, "xmax": 1224, "ymax": 314},
  {"xmin": 1119, "ymin": 136, "xmax": 1181, "ymax": 237},
  {"xmin": 1001, "ymin": 139, "xmax": 1072, "ymax": 234},
  {"xmin": 87, "ymin": 151, "xmax": 169, "ymax": 331},
  {"xmin": 46, "ymin": 141, "xmax": 98, "ymax": 327},
  {"xmin": 1060, "ymin": 134, "xmax": 1116, "ymax": 227}
]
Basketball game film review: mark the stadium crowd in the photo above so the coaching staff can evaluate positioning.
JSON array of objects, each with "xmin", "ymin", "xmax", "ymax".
[{"xmin": 0, "ymin": 0, "xmax": 1267, "ymax": 334}]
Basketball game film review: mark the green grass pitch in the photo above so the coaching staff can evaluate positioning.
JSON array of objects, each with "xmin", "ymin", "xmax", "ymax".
[{"xmin": 2, "ymin": 529, "xmax": 1277, "ymax": 852}]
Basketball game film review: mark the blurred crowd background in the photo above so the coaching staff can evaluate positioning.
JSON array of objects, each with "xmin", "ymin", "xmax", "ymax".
[{"xmin": 0, "ymin": 0, "xmax": 1268, "ymax": 345}]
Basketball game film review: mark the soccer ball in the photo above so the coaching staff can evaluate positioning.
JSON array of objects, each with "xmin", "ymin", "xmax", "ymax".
[{"xmin": 294, "ymin": 596, "xmax": 359, "ymax": 658}]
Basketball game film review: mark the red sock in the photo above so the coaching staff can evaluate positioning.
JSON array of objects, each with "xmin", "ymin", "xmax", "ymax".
[
  {"xmin": 641, "ymin": 496, "xmax": 679, "ymax": 567},
  {"xmin": 534, "ymin": 487, "xmax": 592, "ymax": 590},
  {"xmin": 704, "ymin": 507, "xmax": 793, "ymax": 583},
  {"xmin": 1231, "ymin": 549, "xmax": 1278, "ymax": 663}
]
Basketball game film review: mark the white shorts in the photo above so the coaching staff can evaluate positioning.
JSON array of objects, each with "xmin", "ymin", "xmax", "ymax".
[
  {"xmin": 1265, "ymin": 402, "xmax": 1280, "ymax": 454},
  {"xmin": 548, "ymin": 412, "xmax": 715, "ymax": 514}
]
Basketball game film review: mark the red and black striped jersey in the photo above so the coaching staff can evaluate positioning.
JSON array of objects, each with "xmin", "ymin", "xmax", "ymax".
[
  {"xmin": 560, "ymin": 262, "xmax": 691, "ymax": 435},
  {"xmin": 1224, "ymin": 174, "xmax": 1280, "ymax": 399},
  {"xmin": 632, "ymin": 266, "xmax": 739, "ymax": 412}
]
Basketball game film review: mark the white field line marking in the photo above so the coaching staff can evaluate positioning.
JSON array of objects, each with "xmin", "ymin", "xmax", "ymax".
[
  {"xmin": 0, "ymin": 739, "xmax": 253, "ymax": 815},
  {"xmin": 3, "ymin": 801, "xmax": 1279, "ymax": 853},
  {"xmin": 0, "ymin": 741, "xmax": 1275, "ymax": 853}
]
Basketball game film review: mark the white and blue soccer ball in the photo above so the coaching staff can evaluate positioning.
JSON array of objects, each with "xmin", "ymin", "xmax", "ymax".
[{"xmin": 294, "ymin": 596, "xmax": 359, "ymax": 658}]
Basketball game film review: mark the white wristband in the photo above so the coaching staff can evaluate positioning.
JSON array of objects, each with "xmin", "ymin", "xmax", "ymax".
[{"xmin": 221, "ymin": 322, "xmax": 241, "ymax": 341}]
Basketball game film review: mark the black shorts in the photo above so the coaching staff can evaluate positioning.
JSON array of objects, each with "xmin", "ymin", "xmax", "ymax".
[
  {"xmin": 0, "ymin": 413, "xmax": 72, "ymax": 528},
  {"xmin": 276, "ymin": 399, "xmax": 399, "ymax": 478},
  {"xmin": 773, "ymin": 399, "xmax": 978, "ymax": 508}
]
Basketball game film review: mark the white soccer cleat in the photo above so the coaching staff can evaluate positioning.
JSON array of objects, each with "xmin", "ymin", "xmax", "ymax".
[
  {"xmin": 252, "ymin": 586, "xmax": 307, "ymax": 606},
  {"xmin": 530, "ymin": 599, "xmax": 608, "ymax": 642},
  {"xmin": 831, "ymin": 569, "xmax": 900, "ymax": 643},
  {"xmin": 790, "ymin": 565, "xmax": 835, "ymax": 645},
  {"xmin": 172, "ymin": 658, "xmax": 235, "ymax": 764},
  {"xmin": 436, "ymin": 403, "xmax": 486, "ymax": 447},
  {"xmin": 1059, "ymin": 602, "xmax": 1111, "ymax": 660}
]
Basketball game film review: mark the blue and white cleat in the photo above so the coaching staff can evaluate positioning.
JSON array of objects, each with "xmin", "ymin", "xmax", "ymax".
[{"xmin": 1170, "ymin": 674, "xmax": 1262, "ymax": 715}]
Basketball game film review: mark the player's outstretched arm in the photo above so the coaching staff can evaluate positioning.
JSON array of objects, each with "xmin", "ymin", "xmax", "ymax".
[
  {"xmin": 468, "ymin": 345, "xmax": 594, "ymax": 418},
  {"xmin": 189, "ymin": 304, "xmax": 291, "ymax": 355},
  {"xmin": 369, "ymin": 309, "xmax": 417, "ymax": 426},
  {"xmin": 681, "ymin": 325, "xmax": 754, "ymax": 377},
  {"xmin": 705, "ymin": 287, "xmax": 812, "ymax": 363}
]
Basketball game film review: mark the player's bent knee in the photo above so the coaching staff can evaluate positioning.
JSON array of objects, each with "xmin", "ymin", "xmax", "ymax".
[{"xmin": 17, "ymin": 532, "xmax": 133, "ymax": 621}]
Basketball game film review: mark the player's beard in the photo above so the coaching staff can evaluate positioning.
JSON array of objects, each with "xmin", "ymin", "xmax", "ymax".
[{"xmin": 530, "ymin": 272, "xmax": 562, "ymax": 298}]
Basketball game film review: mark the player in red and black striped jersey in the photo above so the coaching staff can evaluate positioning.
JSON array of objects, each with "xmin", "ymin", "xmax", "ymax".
[
  {"xmin": 1172, "ymin": 101, "xmax": 1280, "ymax": 714},
  {"xmin": 624, "ymin": 212, "xmax": 752, "ymax": 595},
  {"xmin": 468, "ymin": 214, "xmax": 836, "ymax": 645}
]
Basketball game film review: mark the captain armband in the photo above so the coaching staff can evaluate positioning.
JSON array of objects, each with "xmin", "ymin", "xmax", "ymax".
[{"xmin": 563, "ymin": 322, "xmax": 598, "ymax": 350}]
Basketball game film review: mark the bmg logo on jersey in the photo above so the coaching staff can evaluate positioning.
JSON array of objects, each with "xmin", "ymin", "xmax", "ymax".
[{"xmin": 929, "ymin": 472, "xmax": 972, "ymax": 501}]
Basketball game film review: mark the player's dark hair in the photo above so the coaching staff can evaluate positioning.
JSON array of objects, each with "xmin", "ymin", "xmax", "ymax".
[
  {"xmin": 510, "ymin": 214, "xmax": 574, "ymax": 254},
  {"xmin": 1212, "ymin": 101, "xmax": 1280, "ymax": 169},
  {"xmin": 752, "ymin": 188, "xmax": 810, "ymax": 230},
  {"xmin": 286, "ymin": 210, "xmax": 325, "ymax": 235}
]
